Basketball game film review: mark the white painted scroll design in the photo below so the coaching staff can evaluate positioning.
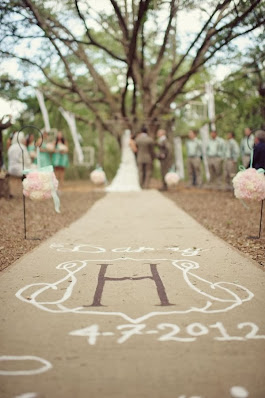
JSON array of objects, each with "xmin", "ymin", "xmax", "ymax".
[
  {"xmin": 0, "ymin": 355, "xmax": 52, "ymax": 376},
  {"xmin": 15, "ymin": 258, "xmax": 253, "ymax": 324}
]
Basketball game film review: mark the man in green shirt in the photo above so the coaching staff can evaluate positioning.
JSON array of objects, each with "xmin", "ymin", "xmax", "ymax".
[
  {"xmin": 240, "ymin": 127, "xmax": 254, "ymax": 168},
  {"xmin": 206, "ymin": 131, "xmax": 225, "ymax": 186},
  {"xmin": 223, "ymin": 132, "xmax": 240, "ymax": 188},
  {"xmin": 186, "ymin": 130, "xmax": 202, "ymax": 187}
]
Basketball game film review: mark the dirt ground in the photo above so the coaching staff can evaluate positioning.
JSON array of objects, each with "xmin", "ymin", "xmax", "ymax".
[
  {"xmin": 0, "ymin": 180, "xmax": 264, "ymax": 271},
  {"xmin": 165, "ymin": 185, "xmax": 265, "ymax": 267},
  {"xmin": 0, "ymin": 181, "xmax": 104, "ymax": 271}
]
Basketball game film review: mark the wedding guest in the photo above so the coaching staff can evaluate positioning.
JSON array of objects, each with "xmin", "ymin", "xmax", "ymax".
[
  {"xmin": 223, "ymin": 132, "xmax": 240, "ymax": 188},
  {"xmin": 52, "ymin": 131, "xmax": 69, "ymax": 185},
  {"xmin": 135, "ymin": 126, "xmax": 154, "ymax": 189},
  {"xmin": 156, "ymin": 129, "xmax": 173, "ymax": 191},
  {"xmin": 36, "ymin": 131, "xmax": 52, "ymax": 167},
  {"xmin": 6, "ymin": 132, "xmax": 14, "ymax": 150},
  {"xmin": 26, "ymin": 133, "xmax": 37, "ymax": 164},
  {"xmin": 252, "ymin": 130, "xmax": 265, "ymax": 169},
  {"xmin": 186, "ymin": 129, "xmax": 202, "ymax": 187},
  {"xmin": 8, "ymin": 132, "xmax": 32, "ymax": 177},
  {"xmin": 0, "ymin": 114, "xmax": 12, "ymax": 168},
  {"xmin": 240, "ymin": 127, "xmax": 254, "ymax": 168},
  {"xmin": 8, "ymin": 132, "xmax": 32, "ymax": 197},
  {"xmin": 206, "ymin": 130, "xmax": 225, "ymax": 186}
]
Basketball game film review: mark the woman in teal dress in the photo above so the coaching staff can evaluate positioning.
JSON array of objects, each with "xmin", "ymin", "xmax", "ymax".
[
  {"xmin": 36, "ymin": 131, "xmax": 52, "ymax": 167},
  {"xmin": 52, "ymin": 131, "xmax": 69, "ymax": 185},
  {"xmin": 26, "ymin": 133, "xmax": 37, "ymax": 165}
]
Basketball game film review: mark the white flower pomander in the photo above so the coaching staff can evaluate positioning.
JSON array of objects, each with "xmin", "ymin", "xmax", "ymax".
[
  {"xmin": 165, "ymin": 171, "xmax": 180, "ymax": 187},
  {"xmin": 90, "ymin": 168, "xmax": 106, "ymax": 185},
  {"xmin": 57, "ymin": 143, "xmax": 68, "ymax": 153},
  {"xmin": 46, "ymin": 142, "xmax": 55, "ymax": 152},
  {"xmin": 30, "ymin": 151, "xmax": 37, "ymax": 159},
  {"xmin": 232, "ymin": 168, "xmax": 265, "ymax": 201}
]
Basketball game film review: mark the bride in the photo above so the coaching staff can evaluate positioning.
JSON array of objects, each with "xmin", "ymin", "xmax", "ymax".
[{"xmin": 106, "ymin": 130, "xmax": 141, "ymax": 192}]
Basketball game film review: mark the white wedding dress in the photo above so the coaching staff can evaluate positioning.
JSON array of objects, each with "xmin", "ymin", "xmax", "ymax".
[{"xmin": 106, "ymin": 131, "xmax": 141, "ymax": 192}]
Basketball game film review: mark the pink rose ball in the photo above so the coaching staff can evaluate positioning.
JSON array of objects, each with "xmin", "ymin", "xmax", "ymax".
[
  {"xmin": 43, "ymin": 191, "xmax": 52, "ymax": 199},
  {"xmin": 23, "ymin": 170, "xmax": 59, "ymax": 200},
  {"xmin": 23, "ymin": 190, "xmax": 30, "ymax": 197},
  {"xmin": 24, "ymin": 172, "xmax": 43, "ymax": 190},
  {"xmin": 90, "ymin": 169, "xmax": 106, "ymax": 185},
  {"xmin": 165, "ymin": 172, "xmax": 180, "ymax": 187},
  {"xmin": 232, "ymin": 168, "xmax": 265, "ymax": 201}
]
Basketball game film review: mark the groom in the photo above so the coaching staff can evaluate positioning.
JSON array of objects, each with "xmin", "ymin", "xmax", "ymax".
[
  {"xmin": 136, "ymin": 126, "xmax": 154, "ymax": 189},
  {"xmin": 157, "ymin": 129, "xmax": 173, "ymax": 191}
]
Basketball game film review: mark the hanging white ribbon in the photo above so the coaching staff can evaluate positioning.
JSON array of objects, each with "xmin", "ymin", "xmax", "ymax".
[
  {"xmin": 35, "ymin": 89, "xmax": 51, "ymax": 132},
  {"xmin": 205, "ymin": 83, "xmax": 216, "ymax": 131},
  {"xmin": 174, "ymin": 137, "xmax": 184, "ymax": 179},
  {"xmin": 200, "ymin": 124, "xmax": 210, "ymax": 182},
  {"xmin": 59, "ymin": 108, "xmax": 84, "ymax": 164}
]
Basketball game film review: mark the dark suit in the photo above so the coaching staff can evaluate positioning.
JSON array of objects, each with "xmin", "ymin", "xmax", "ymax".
[
  {"xmin": 157, "ymin": 136, "xmax": 173, "ymax": 189},
  {"xmin": 252, "ymin": 142, "xmax": 265, "ymax": 169},
  {"xmin": 135, "ymin": 133, "xmax": 154, "ymax": 189}
]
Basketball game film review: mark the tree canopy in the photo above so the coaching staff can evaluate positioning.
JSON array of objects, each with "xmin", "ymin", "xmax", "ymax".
[{"xmin": 0, "ymin": 0, "xmax": 264, "ymax": 139}]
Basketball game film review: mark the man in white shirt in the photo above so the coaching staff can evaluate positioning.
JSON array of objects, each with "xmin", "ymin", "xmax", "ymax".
[{"xmin": 8, "ymin": 132, "xmax": 32, "ymax": 177}]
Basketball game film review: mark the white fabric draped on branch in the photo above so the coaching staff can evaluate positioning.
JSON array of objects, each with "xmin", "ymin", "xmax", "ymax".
[
  {"xmin": 35, "ymin": 89, "xmax": 51, "ymax": 132},
  {"xmin": 174, "ymin": 137, "xmax": 184, "ymax": 179},
  {"xmin": 59, "ymin": 108, "xmax": 84, "ymax": 164}
]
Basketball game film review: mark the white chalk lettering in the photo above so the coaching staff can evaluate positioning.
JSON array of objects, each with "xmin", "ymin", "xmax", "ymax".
[
  {"xmin": 69, "ymin": 322, "xmax": 265, "ymax": 345},
  {"xmin": 49, "ymin": 243, "xmax": 208, "ymax": 257},
  {"xmin": 116, "ymin": 324, "xmax": 146, "ymax": 344}
]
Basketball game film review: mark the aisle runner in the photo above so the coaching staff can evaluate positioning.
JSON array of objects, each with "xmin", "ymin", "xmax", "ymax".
[{"xmin": 0, "ymin": 191, "xmax": 264, "ymax": 398}]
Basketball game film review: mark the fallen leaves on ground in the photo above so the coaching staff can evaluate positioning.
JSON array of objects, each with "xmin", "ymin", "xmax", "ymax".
[{"xmin": 165, "ymin": 186, "xmax": 265, "ymax": 268}]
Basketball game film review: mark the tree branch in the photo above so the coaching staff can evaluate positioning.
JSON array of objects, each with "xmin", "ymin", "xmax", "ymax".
[{"xmin": 74, "ymin": 0, "xmax": 126, "ymax": 62}]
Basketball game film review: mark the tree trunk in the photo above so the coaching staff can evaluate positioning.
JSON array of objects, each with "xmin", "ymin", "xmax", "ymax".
[
  {"xmin": 0, "ymin": 131, "xmax": 3, "ymax": 168},
  {"xmin": 97, "ymin": 125, "xmax": 105, "ymax": 167}
]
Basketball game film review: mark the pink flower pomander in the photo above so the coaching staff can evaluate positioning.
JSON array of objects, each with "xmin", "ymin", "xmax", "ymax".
[
  {"xmin": 43, "ymin": 191, "xmax": 52, "ymax": 199},
  {"xmin": 232, "ymin": 168, "xmax": 265, "ymax": 201},
  {"xmin": 23, "ymin": 171, "xmax": 59, "ymax": 201},
  {"xmin": 165, "ymin": 171, "xmax": 180, "ymax": 187},
  {"xmin": 90, "ymin": 169, "xmax": 106, "ymax": 185}
]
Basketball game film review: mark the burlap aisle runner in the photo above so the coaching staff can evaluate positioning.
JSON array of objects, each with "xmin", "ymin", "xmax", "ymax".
[{"xmin": 0, "ymin": 191, "xmax": 264, "ymax": 398}]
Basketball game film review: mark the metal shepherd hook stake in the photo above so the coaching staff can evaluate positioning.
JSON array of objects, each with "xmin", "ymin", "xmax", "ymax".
[
  {"xmin": 247, "ymin": 130, "xmax": 264, "ymax": 240},
  {"xmin": 17, "ymin": 126, "xmax": 43, "ymax": 240}
]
